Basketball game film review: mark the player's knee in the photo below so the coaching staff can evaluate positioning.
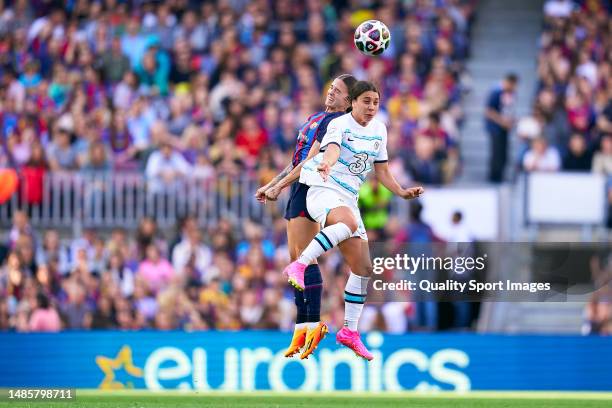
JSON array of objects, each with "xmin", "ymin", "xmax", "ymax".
[
  {"xmin": 354, "ymin": 261, "xmax": 373, "ymax": 277},
  {"xmin": 364, "ymin": 261, "xmax": 373, "ymax": 277},
  {"xmin": 342, "ymin": 217, "xmax": 358, "ymax": 233}
]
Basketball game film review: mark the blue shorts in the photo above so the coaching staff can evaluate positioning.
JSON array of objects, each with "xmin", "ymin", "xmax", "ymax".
[{"xmin": 284, "ymin": 182, "xmax": 315, "ymax": 222}]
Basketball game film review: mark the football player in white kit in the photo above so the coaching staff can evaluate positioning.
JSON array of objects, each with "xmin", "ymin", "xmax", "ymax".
[{"xmin": 283, "ymin": 81, "xmax": 424, "ymax": 360}]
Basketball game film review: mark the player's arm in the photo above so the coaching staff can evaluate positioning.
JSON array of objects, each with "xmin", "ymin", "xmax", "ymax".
[
  {"xmin": 265, "ymin": 141, "xmax": 322, "ymax": 201},
  {"xmin": 374, "ymin": 161, "xmax": 424, "ymax": 200},
  {"xmin": 315, "ymin": 117, "xmax": 343, "ymax": 181},
  {"xmin": 317, "ymin": 143, "xmax": 340, "ymax": 181},
  {"xmin": 255, "ymin": 162, "xmax": 294, "ymax": 202}
]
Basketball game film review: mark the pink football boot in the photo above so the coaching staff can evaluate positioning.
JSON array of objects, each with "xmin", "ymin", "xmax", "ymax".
[
  {"xmin": 336, "ymin": 327, "xmax": 374, "ymax": 361},
  {"xmin": 283, "ymin": 261, "xmax": 307, "ymax": 291}
]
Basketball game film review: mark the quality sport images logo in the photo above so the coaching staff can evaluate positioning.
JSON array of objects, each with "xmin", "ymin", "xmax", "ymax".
[{"xmin": 95, "ymin": 336, "xmax": 471, "ymax": 391}]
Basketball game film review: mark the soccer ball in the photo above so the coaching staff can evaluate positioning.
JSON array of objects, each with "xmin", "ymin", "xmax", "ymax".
[{"xmin": 354, "ymin": 20, "xmax": 391, "ymax": 56}]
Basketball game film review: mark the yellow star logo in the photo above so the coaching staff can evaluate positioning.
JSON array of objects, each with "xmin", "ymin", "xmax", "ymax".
[{"xmin": 95, "ymin": 345, "xmax": 143, "ymax": 389}]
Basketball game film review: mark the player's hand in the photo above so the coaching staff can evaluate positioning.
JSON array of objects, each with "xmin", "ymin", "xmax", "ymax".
[
  {"xmin": 255, "ymin": 186, "xmax": 268, "ymax": 203},
  {"xmin": 317, "ymin": 162, "xmax": 331, "ymax": 181},
  {"xmin": 400, "ymin": 186, "xmax": 424, "ymax": 200},
  {"xmin": 265, "ymin": 185, "xmax": 282, "ymax": 201}
]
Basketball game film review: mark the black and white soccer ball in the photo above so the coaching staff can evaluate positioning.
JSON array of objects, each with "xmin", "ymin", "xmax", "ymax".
[{"xmin": 354, "ymin": 20, "xmax": 391, "ymax": 56}]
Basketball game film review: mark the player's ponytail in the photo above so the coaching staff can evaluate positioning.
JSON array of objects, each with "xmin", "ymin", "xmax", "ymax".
[{"xmin": 336, "ymin": 74, "xmax": 357, "ymax": 113}]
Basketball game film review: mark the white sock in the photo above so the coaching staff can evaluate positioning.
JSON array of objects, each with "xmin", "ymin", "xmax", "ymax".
[
  {"xmin": 297, "ymin": 223, "xmax": 352, "ymax": 265},
  {"xmin": 306, "ymin": 322, "xmax": 319, "ymax": 330},
  {"xmin": 344, "ymin": 272, "xmax": 370, "ymax": 331},
  {"xmin": 295, "ymin": 322, "xmax": 307, "ymax": 330}
]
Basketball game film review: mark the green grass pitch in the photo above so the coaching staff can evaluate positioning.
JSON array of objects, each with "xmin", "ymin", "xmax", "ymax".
[{"xmin": 1, "ymin": 390, "xmax": 612, "ymax": 408}]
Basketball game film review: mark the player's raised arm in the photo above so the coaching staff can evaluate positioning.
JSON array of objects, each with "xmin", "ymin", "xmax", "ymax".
[
  {"xmin": 255, "ymin": 162, "xmax": 294, "ymax": 202},
  {"xmin": 373, "ymin": 161, "xmax": 424, "ymax": 200},
  {"xmin": 265, "ymin": 141, "xmax": 322, "ymax": 201}
]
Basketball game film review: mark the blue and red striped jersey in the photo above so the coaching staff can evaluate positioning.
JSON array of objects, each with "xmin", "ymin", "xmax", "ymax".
[{"xmin": 291, "ymin": 111, "xmax": 344, "ymax": 167}]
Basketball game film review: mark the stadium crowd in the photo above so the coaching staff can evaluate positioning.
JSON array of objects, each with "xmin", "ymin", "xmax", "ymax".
[
  {"xmin": 518, "ymin": 0, "xmax": 611, "ymax": 174},
  {"xmin": 0, "ymin": 205, "xmax": 475, "ymax": 333},
  {"xmin": 522, "ymin": 0, "xmax": 612, "ymax": 333},
  {"xmin": 0, "ymin": 0, "xmax": 476, "ymax": 332},
  {"xmin": 516, "ymin": 0, "xmax": 612, "ymax": 226}
]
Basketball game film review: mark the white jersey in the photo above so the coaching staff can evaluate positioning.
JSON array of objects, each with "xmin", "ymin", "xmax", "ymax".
[{"xmin": 299, "ymin": 113, "xmax": 388, "ymax": 201}]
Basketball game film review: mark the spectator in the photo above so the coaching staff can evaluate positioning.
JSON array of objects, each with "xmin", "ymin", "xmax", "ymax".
[
  {"xmin": 485, "ymin": 73, "xmax": 518, "ymax": 183},
  {"xmin": 592, "ymin": 134, "xmax": 612, "ymax": 175},
  {"xmin": 406, "ymin": 135, "xmax": 443, "ymax": 185},
  {"xmin": 83, "ymin": 141, "xmax": 112, "ymax": 172},
  {"xmin": 515, "ymin": 115, "xmax": 542, "ymax": 168},
  {"xmin": 534, "ymin": 88, "xmax": 570, "ymax": 148},
  {"xmin": 417, "ymin": 111, "xmax": 459, "ymax": 183},
  {"xmin": 173, "ymin": 9, "xmax": 208, "ymax": 53},
  {"xmin": 135, "ymin": 217, "xmax": 166, "ymax": 260},
  {"xmin": 60, "ymin": 281, "xmax": 92, "ymax": 329},
  {"xmin": 359, "ymin": 178, "xmax": 393, "ymax": 239},
  {"xmin": 145, "ymin": 141, "xmax": 191, "ymax": 193},
  {"xmin": 36, "ymin": 230, "xmax": 70, "ymax": 276},
  {"xmin": 7, "ymin": 126, "xmax": 33, "ymax": 167},
  {"xmin": 598, "ymin": 84, "xmax": 612, "ymax": 136},
  {"xmin": 107, "ymin": 111, "xmax": 137, "ymax": 168},
  {"xmin": 446, "ymin": 210, "xmax": 476, "ymax": 329},
  {"xmin": 19, "ymin": 60, "xmax": 42, "ymax": 90},
  {"xmin": 9, "ymin": 210, "xmax": 34, "ymax": 249},
  {"xmin": 91, "ymin": 296, "xmax": 116, "ymax": 329},
  {"xmin": 97, "ymin": 35, "xmax": 130, "ymax": 84},
  {"xmin": 523, "ymin": 137, "xmax": 561, "ymax": 172},
  {"xmin": 583, "ymin": 292, "xmax": 612, "ymax": 335},
  {"xmin": 46, "ymin": 125, "xmax": 77, "ymax": 171},
  {"xmin": 133, "ymin": 278, "xmax": 158, "ymax": 323},
  {"xmin": 171, "ymin": 228, "xmax": 214, "ymax": 283},
  {"xmin": 135, "ymin": 38, "xmax": 170, "ymax": 96},
  {"xmin": 121, "ymin": 16, "xmax": 148, "ymax": 69},
  {"xmin": 592, "ymin": 134, "xmax": 612, "ymax": 229},
  {"xmin": 20, "ymin": 142, "xmax": 47, "ymax": 206},
  {"xmin": 240, "ymin": 289, "xmax": 264, "ymax": 328},
  {"xmin": 28, "ymin": 292, "xmax": 61, "ymax": 332},
  {"xmin": 562, "ymin": 133, "xmax": 593, "ymax": 171},
  {"xmin": 394, "ymin": 200, "xmax": 444, "ymax": 331},
  {"xmin": 107, "ymin": 252, "xmax": 135, "ymax": 298},
  {"xmin": 126, "ymin": 96, "xmax": 157, "ymax": 154},
  {"xmin": 137, "ymin": 244, "xmax": 174, "ymax": 294},
  {"xmin": 113, "ymin": 71, "xmax": 139, "ymax": 111},
  {"xmin": 235, "ymin": 113, "xmax": 269, "ymax": 163}
]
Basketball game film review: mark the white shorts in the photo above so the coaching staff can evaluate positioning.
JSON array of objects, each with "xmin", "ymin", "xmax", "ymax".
[{"xmin": 306, "ymin": 186, "xmax": 368, "ymax": 241}]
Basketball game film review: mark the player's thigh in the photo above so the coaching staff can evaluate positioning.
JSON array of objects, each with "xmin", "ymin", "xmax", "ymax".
[
  {"xmin": 306, "ymin": 187, "xmax": 358, "ymax": 232},
  {"xmin": 325, "ymin": 206, "xmax": 358, "ymax": 232},
  {"xmin": 287, "ymin": 217, "xmax": 320, "ymax": 262},
  {"xmin": 338, "ymin": 237, "xmax": 373, "ymax": 277}
]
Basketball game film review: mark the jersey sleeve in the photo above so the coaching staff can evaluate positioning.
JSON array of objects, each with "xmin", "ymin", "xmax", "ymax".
[
  {"xmin": 374, "ymin": 123, "xmax": 388, "ymax": 163},
  {"xmin": 315, "ymin": 114, "xmax": 338, "ymax": 143},
  {"xmin": 319, "ymin": 117, "xmax": 342, "ymax": 150}
]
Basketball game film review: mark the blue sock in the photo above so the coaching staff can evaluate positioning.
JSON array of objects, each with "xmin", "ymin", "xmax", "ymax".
[
  {"xmin": 304, "ymin": 264, "xmax": 323, "ymax": 322},
  {"xmin": 294, "ymin": 287, "xmax": 307, "ymax": 324}
]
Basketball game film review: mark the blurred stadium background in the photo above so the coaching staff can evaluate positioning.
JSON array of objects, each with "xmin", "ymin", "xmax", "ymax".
[{"xmin": 0, "ymin": 0, "xmax": 611, "ymax": 399}]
